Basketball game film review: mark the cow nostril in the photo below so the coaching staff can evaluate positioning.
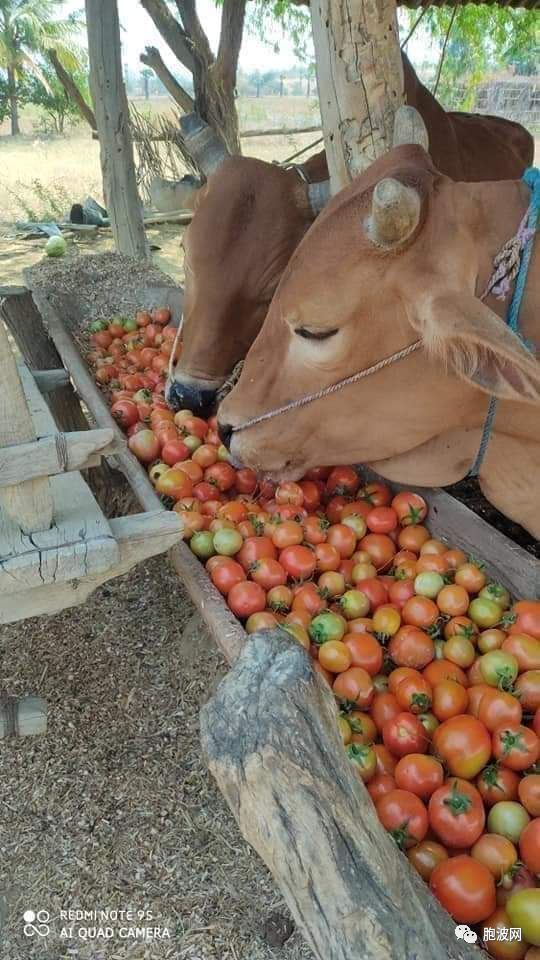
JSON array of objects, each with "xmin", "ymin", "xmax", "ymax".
[{"xmin": 218, "ymin": 421, "xmax": 234, "ymax": 450}]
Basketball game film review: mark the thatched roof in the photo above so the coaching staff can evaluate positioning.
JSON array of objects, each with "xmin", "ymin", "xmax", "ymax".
[{"xmin": 292, "ymin": 0, "xmax": 539, "ymax": 11}]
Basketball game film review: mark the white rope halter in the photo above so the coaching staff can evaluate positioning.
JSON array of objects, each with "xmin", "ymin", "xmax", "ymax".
[{"xmin": 231, "ymin": 340, "xmax": 423, "ymax": 433}]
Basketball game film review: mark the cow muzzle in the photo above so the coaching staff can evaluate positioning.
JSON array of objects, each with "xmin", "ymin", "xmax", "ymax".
[{"xmin": 166, "ymin": 374, "xmax": 224, "ymax": 417}]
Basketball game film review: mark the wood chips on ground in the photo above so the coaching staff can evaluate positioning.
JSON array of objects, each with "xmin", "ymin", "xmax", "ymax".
[{"xmin": 1, "ymin": 555, "xmax": 314, "ymax": 960}]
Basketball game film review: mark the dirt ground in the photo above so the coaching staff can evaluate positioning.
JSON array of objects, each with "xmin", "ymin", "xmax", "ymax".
[{"xmin": 1, "ymin": 555, "xmax": 314, "ymax": 960}]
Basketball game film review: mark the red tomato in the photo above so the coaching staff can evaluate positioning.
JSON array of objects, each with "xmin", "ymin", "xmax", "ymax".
[
  {"xmin": 383, "ymin": 712, "xmax": 428, "ymax": 757},
  {"xmin": 355, "ymin": 578, "xmax": 388, "ymax": 612},
  {"xmin": 361, "ymin": 482, "xmax": 392, "ymax": 507},
  {"xmin": 237, "ymin": 537, "xmax": 277, "ymax": 572},
  {"xmin": 388, "ymin": 578, "xmax": 416, "ymax": 609},
  {"xmin": 155, "ymin": 467, "xmax": 193, "ymax": 501},
  {"xmin": 429, "ymin": 777, "xmax": 485, "ymax": 847},
  {"xmin": 127, "ymin": 429, "xmax": 160, "ymax": 464},
  {"xmin": 161, "ymin": 438, "xmax": 190, "ymax": 465},
  {"xmin": 478, "ymin": 689, "xmax": 523, "ymax": 733},
  {"xmin": 395, "ymin": 674, "xmax": 433, "ymax": 715},
  {"xmin": 111, "ymin": 399, "xmax": 139, "ymax": 429},
  {"xmin": 204, "ymin": 462, "xmax": 236, "ymax": 492},
  {"xmin": 423, "ymin": 659, "xmax": 468, "ymax": 688},
  {"xmin": 432, "ymin": 680, "xmax": 469, "ymax": 721},
  {"xmin": 508, "ymin": 601, "xmax": 540, "ymax": 639},
  {"xmin": 519, "ymin": 817, "xmax": 540, "ymax": 874},
  {"xmin": 250, "ymin": 558, "xmax": 287, "ymax": 590},
  {"xmin": 325, "ymin": 466, "xmax": 360, "ymax": 497},
  {"xmin": 275, "ymin": 481, "xmax": 304, "ymax": 506},
  {"xmin": 227, "ymin": 581, "xmax": 266, "ymax": 619},
  {"xmin": 518, "ymin": 776, "xmax": 540, "ymax": 817},
  {"xmin": 279, "ymin": 545, "xmax": 317, "ymax": 581},
  {"xmin": 210, "ymin": 559, "xmax": 246, "ymax": 596},
  {"xmin": 235, "ymin": 467, "xmax": 257, "ymax": 494},
  {"xmin": 492, "ymin": 724, "xmax": 539, "ymax": 771},
  {"xmin": 394, "ymin": 754, "xmax": 444, "ymax": 800},
  {"xmin": 358, "ymin": 533, "xmax": 396, "ymax": 570},
  {"xmin": 344, "ymin": 633, "xmax": 383, "ymax": 676},
  {"xmin": 299, "ymin": 480, "xmax": 321, "ymax": 512},
  {"xmin": 366, "ymin": 506, "xmax": 398, "ymax": 534},
  {"xmin": 327, "ymin": 524, "xmax": 357, "ymax": 558},
  {"xmin": 371, "ymin": 692, "xmax": 401, "ymax": 733},
  {"xmin": 477, "ymin": 764, "xmax": 520, "ymax": 807},
  {"xmin": 389, "ymin": 625, "xmax": 434, "ymax": 670},
  {"xmin": 376, "ymin": 789, "xmax": 429, "ymax": 849},
  {"xmin": 391, "ymin": 491, "xmax": 428, "ymax": 526},
  {"xmin": 407, "ymin": 840, "xmax": 448, "ymax": 882},
  {"xmin": 402, "ymin": 596, "xmax": 439, "ymax": 629},
  {"xmin": 333, "ymin": 667, "xmax": 374, "ymax": 709},
  {"xmin": 303, "ymin": 515, "xmax": 329, "ymax": 545},
  {"xmin": 293, "ymin": 582, "xmax": 327, "ymax": 617},
  {"xmin": 367, "ymin": 773, "xmax": 396, "ymax": 804},
  {"xmin": 430, "ymin": 855, "xmax": 495, "ymax": 924},
  {"xmin": 433, "ymin": 715, "xmax": 492, "ymax": 780}
]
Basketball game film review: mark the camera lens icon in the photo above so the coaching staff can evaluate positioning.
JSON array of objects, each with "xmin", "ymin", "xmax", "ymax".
[{"xmin": 23, "ymin": 909, "xmax": 50, "ymax": 937}]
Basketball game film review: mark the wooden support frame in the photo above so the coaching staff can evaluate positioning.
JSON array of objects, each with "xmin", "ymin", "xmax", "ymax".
[
  {"xmin": 0, "ymin": 696, "xmax": 47, "ymax": 738},
  {"xmin": 85, "ymin": 0, "xmax": 148, "ymax": 259},
  {"xmin": 310, "ymin": 0, "xmax": 404, "ymax": 192}
]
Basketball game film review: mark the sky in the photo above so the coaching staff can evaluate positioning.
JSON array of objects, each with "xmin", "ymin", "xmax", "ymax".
[{"xmin": 65, "ymin": 1, "xmax": 302, "ymax": 73}]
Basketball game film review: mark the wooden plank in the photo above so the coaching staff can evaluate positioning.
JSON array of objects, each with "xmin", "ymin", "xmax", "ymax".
[
  {"xmin": 0, "ymin": 363, "xmax": 119, "ymax": 594},
  {"xmin": 86, "ymin": 0, "xmax": 148, "ymax": 259},
  {"xmin": 0, "ymin": 285, "xmax": 27, "ymax": 298},
  {"xmin": 201, "ymin": 629, "xmax": 482, "ymax": 960},
  {"xmin": 0, "ymin": 428, "xmax": 116, "ymax": 487},
  {"xmin": 364, "ymin": 468, "xmax": 539, "ymax": 598},
  {"xmin": 29, "ymin": 290, "xmax": 162, "ymax": 514},
  {"xmin": 169, "ymin": 543, "xmax": 246, "ymax": 665},
  {"xmin": 0, "ymin": 320, "xmax": 53, "ymax": 534},
  {"xmin": 0, "ymin": 510, "xmax": 182, "ymax": 624},
  {"xmin": 310, "ymin": 0, "xmax": 404, "ymax": 191}
]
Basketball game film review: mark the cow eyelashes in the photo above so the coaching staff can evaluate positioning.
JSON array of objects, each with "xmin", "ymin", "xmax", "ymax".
[{"xmin": 295, "ymin": 327, "xmax": 338, "ymax": 341}]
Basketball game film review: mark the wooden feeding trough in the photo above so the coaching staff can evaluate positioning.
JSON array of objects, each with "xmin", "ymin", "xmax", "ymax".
[{"xmin": 1, "ymin": 258, "xmax": 538, "ymax": 955}]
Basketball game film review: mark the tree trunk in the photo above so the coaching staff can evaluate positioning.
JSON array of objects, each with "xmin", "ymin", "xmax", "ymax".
[
  {"xmin": 48, "ymin": 50, "xmax": 97, "ymax": 130},
  {"xmin": 201, "ymin": 630, "xmax": 483, "ymax": 960},
  {"xmin": 310, "ymin": 0, "xmax": 404, "ymax": 193},
  {"xmin": 85, "ymin": 0, "xmax": 148, "ymax": 259},
  {"xmin": 140, "ymin": 46, "xmax": 194, "ymax": 113},
  {"xmin": 195, "ymin": 68, "xmax": 241, "ymax": 154},
  {"xmin": 7, "ymin": 66, "xmax": 20, "ymax": 136}
]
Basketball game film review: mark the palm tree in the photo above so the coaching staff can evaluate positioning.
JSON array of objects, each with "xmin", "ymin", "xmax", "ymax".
[{"xmin": 0, "ymin": 0, "xmax": 83, "ymax": 135}]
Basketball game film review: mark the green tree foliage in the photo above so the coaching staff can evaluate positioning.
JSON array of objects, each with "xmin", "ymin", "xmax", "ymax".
[
  {"xmin": 0, "ymin": 0, "xmax": 83, "ymax": 134},
  {"xmin": 27, "ymin": 61, "xmax": 90, "ymax": 133}
]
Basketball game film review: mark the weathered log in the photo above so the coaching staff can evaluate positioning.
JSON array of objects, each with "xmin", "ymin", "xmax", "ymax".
[
  {"xmin": 201, "ymin": 629, "xmax": 482, "ymax": 960},
  {"xmin": 86, "ymin": 0, "xmax": 148, "ymax": 259},
  {"xmin": 310, "ymin": 0, "xmax": 404, "ymax": 192},
  {"xmin": 0, "ymin": 428, "xmax": 116, "ymax": 487},
  {"xmin": 31, "ymin": 368, "xmax": 70, "ymax": 393}
]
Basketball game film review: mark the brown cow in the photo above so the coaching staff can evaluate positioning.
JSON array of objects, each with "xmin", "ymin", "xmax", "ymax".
[
  {"xmin": 218, "ymin": 108, "xmax": 540, "ymax": 538},
  {"xmin": 167, "ymin": 54, "xmax": 533, "ymax": 416}
]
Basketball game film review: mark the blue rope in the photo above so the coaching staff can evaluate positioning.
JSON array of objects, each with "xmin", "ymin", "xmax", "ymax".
[{"xmin": 468, "ymin": 167, "xmax": 539, "ymax": 478}]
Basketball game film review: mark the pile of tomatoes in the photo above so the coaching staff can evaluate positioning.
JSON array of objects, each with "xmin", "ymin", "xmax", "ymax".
[{"xmin": 86, "ymin": 309, "xmax": 540, "ymax": 956}]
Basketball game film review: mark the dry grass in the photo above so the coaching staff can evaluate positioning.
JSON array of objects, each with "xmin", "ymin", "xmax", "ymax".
[{"xmin": 0, "ymin": 555, "xmax": 314, "ymax": 960}]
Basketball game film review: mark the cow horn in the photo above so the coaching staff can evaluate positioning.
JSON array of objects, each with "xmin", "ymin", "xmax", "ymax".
[
  {"xmin": 179, "ymin": 112, "xmax": 229, "ymax": 177},
  {"xmin": 307, "ymin": 180, "xmax": 331, "ymax": 217},
  {"xmin": 393, "ymin": 105, "xmax": 429, "ymax": 151},
  {"xmin": 368, "ymin": 177, "xmax": 421, "ymax": 247}
]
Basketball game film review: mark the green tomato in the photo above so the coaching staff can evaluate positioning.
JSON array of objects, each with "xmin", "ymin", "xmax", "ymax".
[
  {"xmin": 418, "ymin": 712, "xmax": 439, "ymax": 738},
  {"xmin": 487, "ymin": 801, "xmax": 530, "ymax": 843},
  {"xmin": 340, "ymin": 590, "xmax": 370, "ymax": 620},
  {"xmin": 90, "ymin": 318, "xmax": 108, "ymax": 332},
  {"xmin": 308, "ymin": 611, "xmax": 346, "ymax": 645},
  {"xmin": 217, "ymin": 444, "xmax": 232, "ymax": 462},
  {"xmin": 183, "ymin": 434, "xmax": 202, "ymax": 453},
  {"xmin": 479, "ymin": 582, "xmax": 511, "ymax": 610},
  {"xmin": 480, "ymin": 650, "xmax": 519, "ymax": 690},
  {"xmin": 213, "ymin": 528, "xmax": 243, "ymax": 557},
  {"xmin": 190, "ymin": 531, "xmax": 215, "ymax": 560},
  {"xmin": 414, "ymin": 572, "xmax": 445, "ymax": 599},
  {"xmin": 468, "ymin": 596, "xmax": 503, "ymax": 628},
  {"xmin": 123, "ymin": 316, "xmax": 138, "ymax": 332},
  {"xmin": 506, "ymin": 888, "xmax": 540, "ymax": 946}
]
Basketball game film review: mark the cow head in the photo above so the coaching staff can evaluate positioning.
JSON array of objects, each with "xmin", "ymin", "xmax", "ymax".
[
  {"xmin": 218, "ymin": 107, "xmax": 540, "ymax": 477},
  {"xmin": 166, "ymin": 112, "xmax": 330, "ymax": 417}
]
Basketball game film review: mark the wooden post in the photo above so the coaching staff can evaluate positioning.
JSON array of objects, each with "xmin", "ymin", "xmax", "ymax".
[
  {"xmin": 310, "ymin": 0, "xmax": 404, "ymax": 193},
  {"xmin": 201, "ymin": 630, "xmax": 482, "ymax": 960},
  {"xmin": 85, "ymin": 0, "xmax": 148, "ymax": 259},
  {"xmin": 0, "ymin": 320, "xmax": 53, "ymax": 534}
]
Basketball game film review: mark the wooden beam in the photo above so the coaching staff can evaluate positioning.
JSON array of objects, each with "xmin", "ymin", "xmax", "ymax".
[
  {"xmin": 0, "ymin": 696, "xmax": 47, "ymax": 738},
  {"xmin": 201, "ymin": 629, "xmax": 482, "ymax": 960},
  {"xmin": 169, "ymin": 543, "xmax": 246, "ymax": 665},
  {"xmin": 86, "ymin": 0, "xmax": 148, "ymax": 259},
  {"xmin": 0, "ymin": 428, "xmax": 117, "ymax": 487},
  {"xmin": 0, "ymin": 510, "xmax": 182, "ymax": 624},
  {"xmin": 140, "ymin": 45, "xmax": 194, "ymax": 113},
  {"xmin": 310, "ymin": 0, "xmax": 404, "ymax": 192},
  {"xmin": 0, "ymin": 320, "xmax": 53, "ymax": 534}
]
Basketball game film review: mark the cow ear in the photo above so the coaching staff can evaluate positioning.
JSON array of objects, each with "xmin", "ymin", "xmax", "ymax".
[{"xmin": 410, "ymin": 292, "xmax": 540, "ymax": 404}]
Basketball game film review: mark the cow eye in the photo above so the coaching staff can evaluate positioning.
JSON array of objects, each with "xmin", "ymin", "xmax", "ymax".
[{"xmin": 295, "ymin": 327, "xmax": 338, "ymax": 341}]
